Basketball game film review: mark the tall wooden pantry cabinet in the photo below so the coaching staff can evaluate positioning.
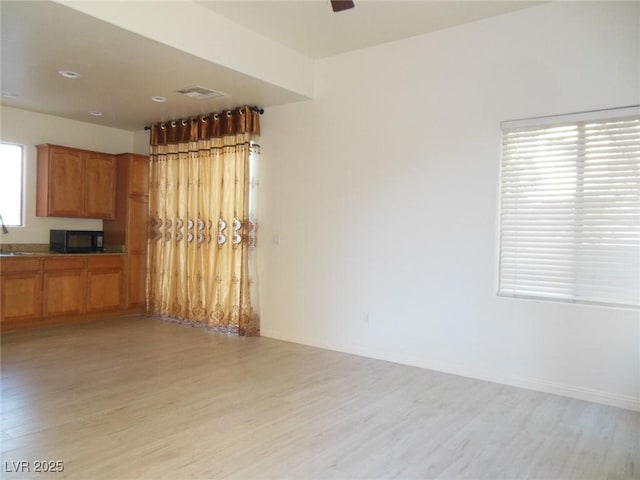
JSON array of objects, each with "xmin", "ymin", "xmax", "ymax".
[{"xmin": 103, "ymin": 153, "xmax": 149, "ymax": 310}]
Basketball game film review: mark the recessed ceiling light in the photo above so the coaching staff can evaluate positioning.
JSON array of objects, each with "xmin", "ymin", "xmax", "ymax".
[
  {"xmin": 89, "ymin": 111, "xmax": 103, "ymax": 117},
  {"xmin": 152, "ymin": 96, "xmax": 167, "ymax": 103},
  {"xmin": 1, "ymin": 92, "xmax": 18, "ymax": 99},
  {"xmin": 58, "ymin": 70, "xmax": 80, "ymax": 79}
]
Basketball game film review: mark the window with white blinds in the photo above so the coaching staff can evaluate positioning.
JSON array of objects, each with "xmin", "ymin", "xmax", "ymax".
[{"xmin": 498, "ymin": 107, "xmax": 640, "ymax": 307}]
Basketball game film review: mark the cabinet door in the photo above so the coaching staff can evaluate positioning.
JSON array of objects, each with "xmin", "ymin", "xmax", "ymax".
[
  {"xmin": 48, "ymin": 147, "xmax": 84, "ymax": 217},
  {"xmin": 87, "ymin": 269, "xmax": 123, "ymax": 312},
  {"xmin": 129, "ymin": 155, "xmax": 150, "ymax": 196},
  {"xmin": 43, "ymin": 270, "xmax": 86, "ymax": 317},
  {"xmin": 127, "ymin": 253, "xmax": 147, "ymax": 308},
  {"xmin": 127, "ymin": 196, "xmax": 149, "ymax": 309},
  {"xmin": 87, "ymin": 256, "xmax": 124, "ymax": 312},
  {"xmin": 85, "ymin": 152, "xmax": 117, "ymax": 219},
  {"xmin": 128, "ymin": 196, "xmax": 149, "ymax": 253},
  {"xmin": 1, "ymin": 272, "xmax": 42, "ymax": 326}
]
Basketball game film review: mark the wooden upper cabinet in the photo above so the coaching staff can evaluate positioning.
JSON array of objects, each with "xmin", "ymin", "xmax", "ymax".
[
  {"xmin": 85, "ymin": 152, "xmax": 117, "ymax": 219},
  {"xmin": 128, "ymin": 154, "xmax": 150, "ymax": 196},
  {"xmin": 40, "ymin": 146, "xmax": 84, "ymax": 217},
  {"xmin": 36, "ymin": 144, "xmax": 116, "ymax": 219}
]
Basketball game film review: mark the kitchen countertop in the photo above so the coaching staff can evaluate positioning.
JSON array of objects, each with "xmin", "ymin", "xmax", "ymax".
[
  {"xmin": 0, "ymin": 251, "xmax": 125, "ymax": 257},
  {"xmin": 0, "ymin": 243, "xmax": 125, "ymax": 257}
]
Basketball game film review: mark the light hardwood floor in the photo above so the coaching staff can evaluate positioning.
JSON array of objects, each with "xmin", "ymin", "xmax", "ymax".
[{"xmin": 1, "ymin": 316, "xmax": 638, "ymax": 479}]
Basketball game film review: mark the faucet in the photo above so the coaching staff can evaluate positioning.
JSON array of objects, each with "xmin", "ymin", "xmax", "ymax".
[{"xmin": 0, "ymin": 214, "xmax": 8, "ymax": 234}]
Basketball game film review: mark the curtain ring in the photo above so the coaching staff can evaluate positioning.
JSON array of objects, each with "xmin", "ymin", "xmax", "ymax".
[
  {"xmin": 213, "ymin": 114, "xmax": 219, "ymax": 120},
  {"xmin": 226, "ymin": 111, "xmax": 232, "ymax": 118},
  {"xmin": 239, "ymin": 107, "xmax": 245, "ymax": 114},
  {"xmin": 202, "ymin": 116, "xmax": 208, "ymax": 122},
  {"xmin": 160, "ymin": 123, "xmax": 166, "ymax": 129},
  {"xmin": 171, "ymin": 121, "xmax": 176, "ymax": 127},
  {"xmin": 181, "ymin": 119, "xmax": 187, "ymax": 126}
]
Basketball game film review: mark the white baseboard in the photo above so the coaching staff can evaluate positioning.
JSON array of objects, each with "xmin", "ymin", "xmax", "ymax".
[{"xmin": 261, "ymin": 328, "xmax": 640, "ymax": 412}]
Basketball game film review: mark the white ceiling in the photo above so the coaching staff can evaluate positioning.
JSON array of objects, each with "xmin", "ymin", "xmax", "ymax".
[
  {"xmin": 0, "ymin": 0, "xmax": 541, "ymax": 132},
  {"xmin": 0, "ymin": 1, "xmax": 307, "ymax": 131},
  {"xmin": 198, "ymin": 1, "xmax": 542, "ymax": 59}
]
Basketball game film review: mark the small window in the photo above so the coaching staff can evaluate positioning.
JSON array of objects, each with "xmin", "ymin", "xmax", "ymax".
[
  {"xmin": 0, "ymin": 143, "xmax": 24, "ymax": 227},
  {"xmin": 498, "ymin": 107, "xmax": 640, "ymax": 308}
]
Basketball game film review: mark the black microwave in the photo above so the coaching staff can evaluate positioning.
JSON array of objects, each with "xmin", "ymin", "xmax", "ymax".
[{"xmin": 50, "ymin": 230, "xmax": 104, "ymax": 253}]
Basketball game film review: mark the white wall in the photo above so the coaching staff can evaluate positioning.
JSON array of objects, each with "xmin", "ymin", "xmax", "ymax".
[
  {"xmin": 258, "ymin": 2, "xmax": 640, "ymax": 410},
  {"xmin": 0, "ymin": 107, "xmax": 135, "ymax": 244},
  {"xmin": 132, "ymin": 129, "xmax": 151, "ymax": 156}
]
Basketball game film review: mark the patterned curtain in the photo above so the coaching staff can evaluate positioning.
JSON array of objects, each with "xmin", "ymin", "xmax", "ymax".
[{"xmin": 147, "ymin": 106, "xmax": 260, "ymax": 336}]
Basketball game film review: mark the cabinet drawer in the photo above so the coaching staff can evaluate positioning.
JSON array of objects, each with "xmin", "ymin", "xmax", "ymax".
[
  {"xmin": 88, "ymin": 255, "xmax": 123, "ymax": 270},
  {"xmin": 44, "ymin": 256, "xmax": 87, "ymax": 271},
  {"xmin": 1, "ymin": 258, "xmax": 42, "ymax": 273}
]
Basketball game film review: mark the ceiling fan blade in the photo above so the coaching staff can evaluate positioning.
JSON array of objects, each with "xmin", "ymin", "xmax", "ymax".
[{"xmin": 331, "ymin": 0, "xmax": 355, "ymax": 13}]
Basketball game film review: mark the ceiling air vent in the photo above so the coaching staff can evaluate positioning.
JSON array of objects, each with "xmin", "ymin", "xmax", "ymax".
[{"xmin": 176, "ymin": 86, "xmax": 225, "ymax": 100}]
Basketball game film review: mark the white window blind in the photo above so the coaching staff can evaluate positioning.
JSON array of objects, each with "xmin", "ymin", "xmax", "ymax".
[{"xmin": 498, "ymin": 107, "xmax": 640, "ymax": 307}]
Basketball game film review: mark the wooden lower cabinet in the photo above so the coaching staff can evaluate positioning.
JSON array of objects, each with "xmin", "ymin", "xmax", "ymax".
[
  {"xmin": 43, "ymin": 271, "xmax": 86, "ymax": 317},
  {"xmin": 87, "ymin": 256, "xmax": 124, "ymax": 312},
  {"xmin": 43, "ymin": 257, "xmax": 86, "ymax": 317},
  {"xmin": 1, "ymin": 273, "xmax": 42, "ymax": 320},
  {"xmin": 127, "ymin": 253, "xmax": 147, "ymax": 308},
  {"xmin": 1, "ymin": 258, "xmax": 43, "ymax": 329},
  {"xmin": 1, "ymin": 254, "xmax": 127, "ymax": 332}
]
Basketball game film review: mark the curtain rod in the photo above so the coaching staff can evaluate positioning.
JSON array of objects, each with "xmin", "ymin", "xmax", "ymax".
[{"xmin": 143, "ymin": 105, "xmax": 264, "ymax": 131}]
